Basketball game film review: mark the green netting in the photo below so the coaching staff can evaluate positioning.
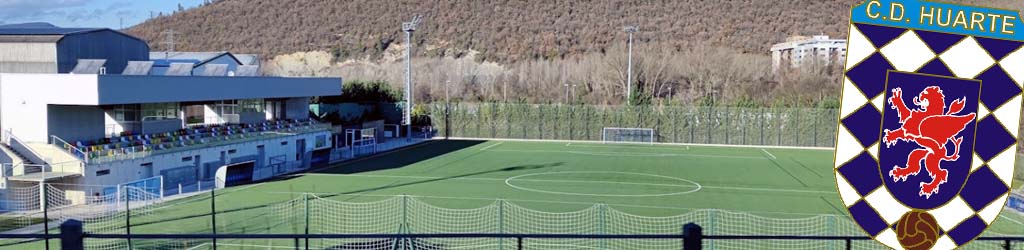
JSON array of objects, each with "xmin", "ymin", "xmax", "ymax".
[{"xmin": 431, "ymin": 103, "xmax": 840, "ymax": 148}]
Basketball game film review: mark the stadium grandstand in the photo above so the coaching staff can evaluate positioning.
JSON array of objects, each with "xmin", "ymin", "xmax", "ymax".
[
  {"xmin": 0, "ymin": 22, "xmax": 1020, "ymax": 250},
  {"xmin": 0, "ymin": 23, "xmax": 340, "ymax": 211}
]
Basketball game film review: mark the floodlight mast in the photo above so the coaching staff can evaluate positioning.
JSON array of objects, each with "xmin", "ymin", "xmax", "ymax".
[
  {"xmin": 402, "ymin": 15, "xmax": 421, "ymax": 141},
  {"xmin": 623, "ymin": 26, "xmax": 638, "ymax": 106}
]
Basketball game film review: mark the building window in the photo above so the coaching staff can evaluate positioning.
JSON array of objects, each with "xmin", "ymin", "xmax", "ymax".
[
  {"xmin": 239, "ymin": 99, "xmax": 265, "ymax": 113},
  {"xmin": 228, "ymin": 149, "xmax": 237, "ymax": 154},
  {"xmin": 96, "ymin": 170, "xmax": 110, "ymax": 176},
  {"xmin": 182, "ymin": 156, "xmax": 193, "ymax": 162},
  {"xmin": 315, "ymin": 135, "xmax": 328, "ymax": 149},
  {"xmin": 111, "ymin": 104, "xmax": 141, "ymax": 122},
  {"xmin": 142, "ymin": 103, "xmax": 179, "ymax": 121},
  {"xmin": 281, "ymin": 141, "xmax": 288, "ymax": 146}
]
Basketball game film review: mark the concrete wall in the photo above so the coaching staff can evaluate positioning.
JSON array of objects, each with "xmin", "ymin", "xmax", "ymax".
[
  {"xmin": 46, "ymin": 105, "xmax": 105, "ymax": 143},
  {"xmin": 79, "ymin": 130, "xmax": 332, "ymax": 187},
  {"xmin": 239, "ymin": 112, "xmax": 265, "ymax": 124},
  {"xmin": 0, "ymin": 74, "xmax": 100, "ymax": 142},
  {"xmin": 285, "ymin": 97, "xmax": 309, "ymax": 120},
  {"xmin": 141, "ymin": 119, "xmax": 182, "ymax": 135},
  {"xmin": 0, "ymin": 43, "xmax": 57, "ymax": 73}
]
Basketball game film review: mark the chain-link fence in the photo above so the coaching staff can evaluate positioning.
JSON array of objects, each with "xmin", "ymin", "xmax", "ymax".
[{"xmin": 431, "ymin": 103, "xmax": 839, "ymax": 147}]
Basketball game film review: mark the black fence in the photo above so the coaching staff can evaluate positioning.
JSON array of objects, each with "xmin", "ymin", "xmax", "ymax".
[{"xmin": 10, "ymin": 220, "xmax": 1022, "ymax": 250}]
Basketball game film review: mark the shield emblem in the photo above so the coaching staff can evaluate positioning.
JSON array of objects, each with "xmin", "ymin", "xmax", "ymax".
[{"xmin": 834, "ymin": 0, "xmax": 1024, "ymax": 249}]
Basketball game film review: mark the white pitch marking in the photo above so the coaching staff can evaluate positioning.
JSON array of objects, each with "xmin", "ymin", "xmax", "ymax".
[
  {"xmin": 566, "ymin": 142, "xmax": 572, "ymax": 146},
  {"xmin": 999, "ymin": 214, "xmax": 1024, "ymax": 226},
  {"xmin": 486, "ymin": 149, "xmax": 764, "ymax": 159},
  {"xmin": 565, "ymin": 143, "xmax": 689, "ymax": 151},
  {"xmin": 478, "ymin": 141, "xmax": 504, "ymax": 151},
  {"xmin": 297, "ymin": 173, "xmax": 831, "ymax": 194},
  {"xmin": 761, "ymin": 149, "xmax": 777, "ymax": 160},
  {"xmin": 442, "ymin": 136, "xmax": 834, "ymax": 151}
]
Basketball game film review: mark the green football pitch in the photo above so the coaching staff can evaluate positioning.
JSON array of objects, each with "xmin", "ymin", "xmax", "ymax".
[{"xmin": 3, "ymin": 139, "xmax": 1023, "ymax": 249}]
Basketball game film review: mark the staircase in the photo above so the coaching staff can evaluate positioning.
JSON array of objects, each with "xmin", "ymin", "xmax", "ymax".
[
  {"xmin": 0, "ymin": 131, "xmax": 84, "ymax": 177},
  {"xmin": 0, "ymin": 139, "xmax": 41, "ymax": 176},
  {"xmin": 0, "ymin": 143, "xmax": 31, "ymax": 165},
  {"xmin": 26, "ymin": 142, "xmax": 84, "ymax": 174}
]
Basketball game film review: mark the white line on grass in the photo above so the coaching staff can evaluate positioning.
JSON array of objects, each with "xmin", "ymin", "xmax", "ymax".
[
  {"xmin": 298, "ymin": 173, "xmax": 832, "ymax": 194},
  {"xmin": 479, "ymin": 141, "xmax": 504, "ymax": 151},
  {"xmin": 999, "ymin": 214, "xmax": 1024, "ymax": 226},
  {"xmin": 485, "ymin": 149, "xmax": 764, "ymax": 159},
  {"xmin": 761, "ymin": 149, "xmax": 777, "ymax": 160},
  {"xmin": 188, "ymin": 243, "xmax": 300, "ymax": 250},
  {"xmin": 442, "ymin": 136, "xmax": 834, "ymax": 151},
  {"xmin": 565, "ymin": 143, "xmax": 690, "ymax": 151}
]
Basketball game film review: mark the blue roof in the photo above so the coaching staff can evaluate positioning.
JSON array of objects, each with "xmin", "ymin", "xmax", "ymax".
[{"xmin": 152, "ymin": 59, "xmax": 203, "ymax": 67}]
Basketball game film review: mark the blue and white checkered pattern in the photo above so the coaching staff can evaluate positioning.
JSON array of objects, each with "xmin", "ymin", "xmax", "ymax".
[{"xmin": 834, "ymin": 23, "xmax": 1023, "ymax": 249}]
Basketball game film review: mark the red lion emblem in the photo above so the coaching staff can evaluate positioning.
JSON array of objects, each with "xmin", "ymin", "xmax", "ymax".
[{"xmin": 883, "ymin": 86, "xmax": 976, "ymax": 198}]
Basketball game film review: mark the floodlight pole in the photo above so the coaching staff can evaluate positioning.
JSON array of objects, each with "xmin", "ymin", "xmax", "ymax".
[
  {"xmin": 403, "ymin": 15, "xmax": 421, "ymax": 142},
  {"xmin": 445, "ymin": 80, "xmax": 450, "ymax": 140},
  {"xmin": 624, "ymin": 26, "xmax": 638, "ymax": 106}
]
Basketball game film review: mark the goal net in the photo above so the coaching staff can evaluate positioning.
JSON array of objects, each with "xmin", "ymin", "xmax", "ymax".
[
  {"xmin": 253, "ymin": 195, "xmax": 890, "ymax": 250},
  {"xmin": 602, "ymin": 128, "xmax": 655, "ymax": 144}
]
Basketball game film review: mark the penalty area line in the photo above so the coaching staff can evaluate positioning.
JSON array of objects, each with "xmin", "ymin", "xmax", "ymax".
[
  {"xmin": 479, "ymin": 141, "xmax": 504, "ymax": 151},
  {"xmin": 761, "ymin": 148, "xmax": 777, "ymax": 160}
]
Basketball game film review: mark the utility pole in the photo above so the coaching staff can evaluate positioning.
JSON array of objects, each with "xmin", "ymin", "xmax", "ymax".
[
  {"xmin": 402, "ymin": 15, "xmax": 422, "ymax": 141},
  {"xmin": 160, "ymin": 29, "xmax": 177, "ymax": 58},
  {"xmin": 624, "ymin": 26, "xmax": 638, "ymax": 106},
  {"xmin": 445, "ymin": 80, "xmax": 450, "ymax": 140}
]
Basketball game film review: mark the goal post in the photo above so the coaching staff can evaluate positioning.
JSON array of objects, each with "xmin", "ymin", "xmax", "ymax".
[{"xmin": 602, "ymin": 127, "xmax": 655, "ymax": 144}]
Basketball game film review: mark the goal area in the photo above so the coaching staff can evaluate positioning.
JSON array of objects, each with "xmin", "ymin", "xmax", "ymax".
[{"xmin": 601, "ymin": 127, "xmax": 655, "ymax": 144}]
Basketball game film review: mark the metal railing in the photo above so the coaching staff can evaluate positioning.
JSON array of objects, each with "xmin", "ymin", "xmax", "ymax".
[
  {"xmin": 0, "ymin": 162, "xmax": 46, "ymax": 177},
  {"xmin": 50, "ymin": 135, "xmax": 88, "ymax": 164},
  {"xmin": 83, "ymin": 122, "xmax": 332, "ymax": 164},
  {"xmin": 3, "ymin": 130, "xmax": 48, "ymax": 166},
  {"xmin": 18, "ymin": 221, "xmax": 1024, "ymax": 250}
]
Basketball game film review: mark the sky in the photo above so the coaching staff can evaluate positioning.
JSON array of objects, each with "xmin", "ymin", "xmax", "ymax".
[{"xmin": 0, "ymin": 0, "xmax": 205, "ymax": 29}]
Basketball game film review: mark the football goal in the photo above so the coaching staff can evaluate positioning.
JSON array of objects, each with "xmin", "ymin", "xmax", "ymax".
[{"xmin": 602, "ymin": 127, "xmax": 655, "ymax": 144}]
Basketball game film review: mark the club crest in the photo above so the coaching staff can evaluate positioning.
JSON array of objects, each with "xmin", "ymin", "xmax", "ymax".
[{"xmin": 835, "ymin": 1, "xmax": 1024, "ymax": 249}]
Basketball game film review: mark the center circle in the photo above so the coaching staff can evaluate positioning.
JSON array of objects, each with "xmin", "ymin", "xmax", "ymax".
[{"xmin": 504, "ymin": 171, "xmax": 702, "ymax": 197}]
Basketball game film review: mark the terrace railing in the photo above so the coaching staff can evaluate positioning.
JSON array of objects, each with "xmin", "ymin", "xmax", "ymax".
[
  {"xmin": 51, "ymin": 135, "xmax": 88, "ymax": 164},
  {"xmin": 2, "ymin": 130, "xmax": 48, "ymax": 166},
  {"xmin": 81, "ymin": 122, "xmax": 332, "ymax": 164}
]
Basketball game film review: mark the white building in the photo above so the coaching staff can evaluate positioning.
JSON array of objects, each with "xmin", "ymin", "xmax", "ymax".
[
  {"xmin": 770, "ymin": 35, "xmax": 847, "ymax": 71},
  {"xmin": 0, "ymin": 24, "xmax": 341, "ymax": 208}
]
